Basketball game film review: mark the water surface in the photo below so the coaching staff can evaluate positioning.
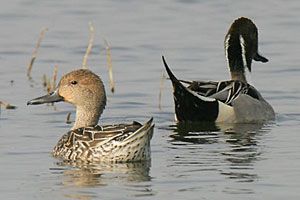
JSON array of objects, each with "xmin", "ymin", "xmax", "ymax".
[{"xmin": 1, "ymin": 0, "xmax": 300, "ymax": 199}]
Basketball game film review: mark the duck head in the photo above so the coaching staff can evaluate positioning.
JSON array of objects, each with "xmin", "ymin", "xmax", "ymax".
[
  {"xmin": 224, "ymin": 17, "xmax": 268, "ymax": 82},
  {"xmin": 28, "ymin": 69, "xmax": 107, "ymax": 129}
]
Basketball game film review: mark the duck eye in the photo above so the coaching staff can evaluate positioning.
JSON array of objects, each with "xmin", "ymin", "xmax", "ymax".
[{"xmin": 71, "ymin": 80, "xmax": 78, "ymax": 85}]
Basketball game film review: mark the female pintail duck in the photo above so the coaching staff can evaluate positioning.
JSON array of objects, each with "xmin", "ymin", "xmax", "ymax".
[
  {"xmin": 27, "ymin": 69, "xmax": 154, "ymax": 163},
  {"xmin": 162, "ymin": 17, "xmax": 275, "ymax": 123}
]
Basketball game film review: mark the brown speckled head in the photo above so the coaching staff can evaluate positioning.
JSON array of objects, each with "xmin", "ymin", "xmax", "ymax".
[
  {"xmin": 58, "ymin": 69, "xmax": 106, "ymax": 107},
  {"xmin": 28, "ymin": 69, "xmax": 107, "ymax": 129}
]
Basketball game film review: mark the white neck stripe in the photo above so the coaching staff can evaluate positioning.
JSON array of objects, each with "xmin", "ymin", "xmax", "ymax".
[
  {"xmin": 239, "ymin": 35, "xmax": 247, "ymax": 70},
  {"xmin": 224, "ymin": 34, "xmax": 231, "ymax": 73}
]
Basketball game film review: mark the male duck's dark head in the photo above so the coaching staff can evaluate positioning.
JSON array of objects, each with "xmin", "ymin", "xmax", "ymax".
[{"xmin": 224, "ymin": 17, "xmax": 268, "ymax": 82}]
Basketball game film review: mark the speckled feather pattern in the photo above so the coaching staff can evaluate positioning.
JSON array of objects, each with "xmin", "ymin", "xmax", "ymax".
[
  {"xmin": 53, "ymin": 119, "xmax": 154, "ymax": 163},
  {"xmin": 28, "ymin": 69, "xmax": 154, "ymax": 163}
]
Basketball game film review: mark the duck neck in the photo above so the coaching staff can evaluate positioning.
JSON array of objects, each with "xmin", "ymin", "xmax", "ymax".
[
  {"xmin": 72, "ymin": 104, "xmax": 104, "ymax": 130},
  {"xmin": 225, "ymin": 33, "xmax": 251, "ymax": 83},
  {"xmin": 230, "ymin": 71, "xmax": 247, "ymax": 83}
]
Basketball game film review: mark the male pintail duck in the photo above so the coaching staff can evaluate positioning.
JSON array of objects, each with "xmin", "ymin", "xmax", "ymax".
[
  {"xmin": 27, "ymin": 69, "xmax": 154, "ymax": 163},
  {"xmin": 163, "ymin": 17, "xmax": 275, "ymax": 123}
]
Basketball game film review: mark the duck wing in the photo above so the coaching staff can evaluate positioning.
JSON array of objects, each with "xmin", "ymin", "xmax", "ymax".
[
  {"xmin": 53, "ymin": 118, "xmax": 154, "ymax": 162},
  {"xmin": 71, "ymin": 118, "xmax": 154, "ymax": 146},
  {"xmin": 187, "ymin": 80, "xmax": 260, "ymax": 106}
]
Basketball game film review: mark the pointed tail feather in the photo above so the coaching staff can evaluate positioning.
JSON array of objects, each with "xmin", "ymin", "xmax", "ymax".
[
  {"xmin": 162, "ymin": 56, "xmax": 181, "ymax": 86},
  {"xmin": 162, "ymin": 56, "xmax": 219, "ymax": 122},
  {"xmin": 162, "ymin": 56, "xmax": 191, "ymax": 94},
  {"xmin": 125, "ymin": 117, "xmax": 154, "ymax": 141}
]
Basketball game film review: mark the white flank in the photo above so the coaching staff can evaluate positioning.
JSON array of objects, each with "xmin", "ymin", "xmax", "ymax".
[
  {"xmin": 224, "ymin": 34, "xmax": 231, "ymax": 71},
  {"xmin": 239, "ymin": 35, "xmax": 247, "ymax": 69},
  {"xmin": 216, "ymin": 101, "xmax": 235, "ymax": 123}
]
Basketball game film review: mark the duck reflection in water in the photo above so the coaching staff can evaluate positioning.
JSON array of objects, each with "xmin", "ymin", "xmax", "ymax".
[
  {"xmin": 50, "ymin": 160, "xmax": 153, "ymax": 199},
  {"xmin": 170, "ymin": 121, "xmax": 266, "ymax": 145},
  {"xmin": 168, "ymin": 121, "xmax": 273, "ymax": 183},
  {"xmin": 51, "ymin": 160, "xmax": 152, "ymax": 187}
]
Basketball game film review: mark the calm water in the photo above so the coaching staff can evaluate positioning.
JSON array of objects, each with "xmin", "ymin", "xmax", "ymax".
[{"xmin": 1, "ymin": 0, "xmax": 300, "ymax": 199}]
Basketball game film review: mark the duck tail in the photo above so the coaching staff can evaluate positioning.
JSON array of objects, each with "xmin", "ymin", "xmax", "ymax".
[
  {"xmin": 162, "ymin": 56, "xmax": 182, "ymax": 87},
  {"xmin": 162, "ymin": 56, "xmax": 219, "ymax": 122},
  {"xmin": 162, "ymin": 56, "xmax": 193, "ymax": 95},
  {"xmin": 104, "ymin": 118, "xmax": 154, "ymax": 162},
  {"xmin": 125, "ymin": 117, "xmax": 154, "ymax": 141},
  {"xmin": 123, "ymin": 118, "xmax": 154, "ymax": 162}
]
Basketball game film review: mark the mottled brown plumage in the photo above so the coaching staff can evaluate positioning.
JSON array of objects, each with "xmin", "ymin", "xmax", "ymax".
[{"xmin": 28, "ymin": 69, "xmax": 154, "ymax": 163}]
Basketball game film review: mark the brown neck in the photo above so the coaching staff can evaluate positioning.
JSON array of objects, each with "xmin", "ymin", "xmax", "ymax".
[
  {"xmin": 72, "ymin": 105, "xmax": 104, "ymax": 130},
  {"xmin": 230, "ymin": 71, "xmax": 247, "ymax": 83}
]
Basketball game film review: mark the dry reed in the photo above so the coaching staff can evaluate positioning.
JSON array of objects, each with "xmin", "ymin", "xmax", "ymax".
[
  {"xmin": 52, "ymin": 65, "xmax": 58, "ymax": 90},
  {"xmin": 46, "ymin": 77, "xmax": 51, "ymax": 94},
  {"xmin": 42, "ymin": 74, "xmax": 48, "ymax": 88},
  {"xmin": 27, "ymin": 28, "xmax": 48, "ymax": 79},
  {"xmin": 0, "ymin": 101, "xmax": 17, "ymax": 109},
  {"xmin": 158, "ymin": 71, "xmax": 166, "ymax": 110},
  {"xmin": 42, "ymin": 65, "xmax": 58, "ymax": 95},
  {"xmin": 66, "ymin": 112, "xmax": 72, "ymax": 124},
  {"xmin": 82, "ymin": 22, "xmax": 95, "ymax": 69},
  {"xmin": 103, "ymin": 38, "xmax": 115, "ymax": 93}
]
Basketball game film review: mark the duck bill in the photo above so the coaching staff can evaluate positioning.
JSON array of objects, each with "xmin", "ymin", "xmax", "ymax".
[
  {"xmin": 253, "ymin": 52, "xmax": 268, "ymax": 63},
  {"xmin": 27, "ymin": 89, "xmax": 64, "ymax": 105}
]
